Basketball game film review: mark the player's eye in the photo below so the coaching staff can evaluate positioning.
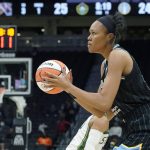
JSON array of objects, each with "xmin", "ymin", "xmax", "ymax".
[{"xmin": 91, "ymin": 32, "xmax": 96, "ymax": 35}]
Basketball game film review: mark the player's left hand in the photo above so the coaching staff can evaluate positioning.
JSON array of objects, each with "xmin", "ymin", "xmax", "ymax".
[{"xmin": 42, "ymin": 67, "xmax": 73, "ymax": 92}]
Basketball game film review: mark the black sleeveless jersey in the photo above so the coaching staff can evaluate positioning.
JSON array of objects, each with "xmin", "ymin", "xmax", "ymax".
[{"xmin": 101, "ymin": 47, "xmax": 150, "ymax": 132}]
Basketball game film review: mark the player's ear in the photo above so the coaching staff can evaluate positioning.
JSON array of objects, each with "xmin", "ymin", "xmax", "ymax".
[{"xmin": 107, "ymin": 33, "xmax": 115, "ymax": 43}]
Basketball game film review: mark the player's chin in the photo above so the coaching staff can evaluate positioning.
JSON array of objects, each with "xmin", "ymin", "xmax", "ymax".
[
  {"xmin": 88, "ymin": 48, "xmax": 96, "ymax": 54},
  {"xmin": 87, "ymin": 47, "xmax": 94, "ymax": 53}
]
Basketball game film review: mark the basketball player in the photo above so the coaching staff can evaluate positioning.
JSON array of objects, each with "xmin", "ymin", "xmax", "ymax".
[{"xmin": 42, "ymin": 12, "xmax": 150, "ymax": 149}]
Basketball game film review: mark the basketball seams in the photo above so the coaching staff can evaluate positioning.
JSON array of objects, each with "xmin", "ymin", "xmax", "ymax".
[
  {"xmin": 37, "ymin": 67, "xmax": 61, "ymax": 73},
  {"xmin": 54, "ymin": 60, "xmax": 70, "ymax": 74},
  {"xmin": 36, "ymin": 82, "xmax": 53, "ymax": 92},
  {"xmin": 38, "ymin": 60, "xmax": 62, "ymax": 71},
  {"xmin": 53, "ymin": 60, "xmax": 65, "ymax": 69},
  {"xmin": 47, "ymin": 87, "xmax": 63, "ymax": 94},
  {"xmin": 36, "ymin": 81, "xmax": 63, "ymax": 94},
  {"xmin": 36, "ymin": 67, "xmax": 62, "ymax": 82}
]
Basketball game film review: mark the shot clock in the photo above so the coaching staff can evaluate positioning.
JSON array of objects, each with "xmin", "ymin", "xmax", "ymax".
[{"xmin": 0, "ymin": 25, "xmax": 17, "ymax": 53}]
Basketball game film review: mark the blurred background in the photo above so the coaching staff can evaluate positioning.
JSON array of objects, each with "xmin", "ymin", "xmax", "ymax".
[{"xmin": 0, "ymin": 0, "xmax": 150, "ymax": 150}]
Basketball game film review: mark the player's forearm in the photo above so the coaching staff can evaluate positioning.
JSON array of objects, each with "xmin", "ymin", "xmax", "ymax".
[
  {"xmin": 73, "ymin": 98, "xmax": 105, "ymax": 118},
  {"xmin": 66, "ymin": 84, "xmax": 110, "ymax": 113}
]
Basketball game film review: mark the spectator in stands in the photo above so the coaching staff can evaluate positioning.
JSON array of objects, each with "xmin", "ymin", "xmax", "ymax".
[
  {"xmin": 56, "ymin": 110, "xmax": 70, "ymax": 135},
  {"xmin": 0, "ymin": 86, "xmax": 15, "ymax": 149},
  {"xmin": 63, "ymin": 100, "xmax": 76, "ymax": 122},
  {"xmin": 38, "ymin": 123, "xmax": 48, "ymax": 136},
  {"xmin": 9, "ymin": 96, "xmax": 27, "ymax": 117},
  {"xmin": 1, "ymin": 97, "xmax": 16, "ymax": 128},
  {"xmin": 49, "ymin": 104, "xmax": 58, "ymax": 118},
  {"xmin": 37, "ymin": 123, "xmax": 53, "ymax": 149},
  {"xmin": 109, "ymin": 123, "xmax": 122, "ymax": 138},
  {"xmin": 37, "ymin": 136, "xmax": 53, "ymax": 150},
  {"xmin": 72, "ymin": 101, "xmax": 79, "ymax": 113}
]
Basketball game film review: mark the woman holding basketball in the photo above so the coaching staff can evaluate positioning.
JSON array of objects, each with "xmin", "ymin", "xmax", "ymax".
[{"xmin": 43, "ymin": 12, "xmax": 150, "ymax": 150}]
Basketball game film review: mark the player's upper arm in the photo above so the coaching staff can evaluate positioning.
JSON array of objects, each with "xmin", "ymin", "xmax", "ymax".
[{"xmin": 99, "ymin": 50, "xmax": 127, "ymax": 111}]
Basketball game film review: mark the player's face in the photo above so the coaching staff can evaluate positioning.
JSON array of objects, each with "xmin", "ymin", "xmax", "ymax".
[{"xmin": 87, "ymin": 21, "xmax": 109, "ymax": 54}]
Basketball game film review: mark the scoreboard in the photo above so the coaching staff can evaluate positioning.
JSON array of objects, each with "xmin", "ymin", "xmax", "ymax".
[
  {"xmin": 0, "ymin": 0, "xmax": 150, "ymax": 16},
  {"xmin": 0, "ymin": 26, "xmax": 17, "ymax": 53}
]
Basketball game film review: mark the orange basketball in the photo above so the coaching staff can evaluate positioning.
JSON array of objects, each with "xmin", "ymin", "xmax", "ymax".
[{"xmin": 35, "ymin": 60, "xmax": 70, "ymax": 94}]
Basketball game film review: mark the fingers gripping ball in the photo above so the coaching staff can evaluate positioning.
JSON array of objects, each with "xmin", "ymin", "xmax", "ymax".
[{"xmin": 35, "ymin": 60, "xmax": 70, "ymax": 94}]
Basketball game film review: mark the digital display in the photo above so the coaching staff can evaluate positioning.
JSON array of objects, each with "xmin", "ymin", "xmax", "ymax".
[
  {"xmin": 0, "ymin": 25, "xmax": 17, "ymax": 53},
  {"xmin": 1, "ymin": 1, "xmax": 150, "ymax": 16},
  {"xmin": 0, "ymin": 2, "xmax": 12, "ymax": 16}
]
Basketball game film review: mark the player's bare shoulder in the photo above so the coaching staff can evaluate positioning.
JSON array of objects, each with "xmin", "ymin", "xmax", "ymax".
[
  {"xmin": 108, "ymin": 48, "xmax": 133, "ymax": 76},
  {"xmin": 109, "ymin": 48, "xmax": 130, "ymax": 61}
]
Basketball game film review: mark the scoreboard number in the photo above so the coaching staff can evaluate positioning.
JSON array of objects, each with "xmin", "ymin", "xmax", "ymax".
[
  {"xmin": 95, "ymin": 2, "xmax": 112, "ymax": 15},
  {"xmin": 138, "ymin": 2, "xmax": 150, "ymax": 14},
  {"xmin": 54, "ymin": 3, "xmax": 68, "ymax": 15},
  {"xmin": 0, "ymin": 26, "xmax": 17, "ymax": 52}
]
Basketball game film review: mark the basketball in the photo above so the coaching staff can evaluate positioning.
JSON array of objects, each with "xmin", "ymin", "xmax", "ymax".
[{"xmin": 35, "ymin": 60, "xmax": 70, "ymax": 94}]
